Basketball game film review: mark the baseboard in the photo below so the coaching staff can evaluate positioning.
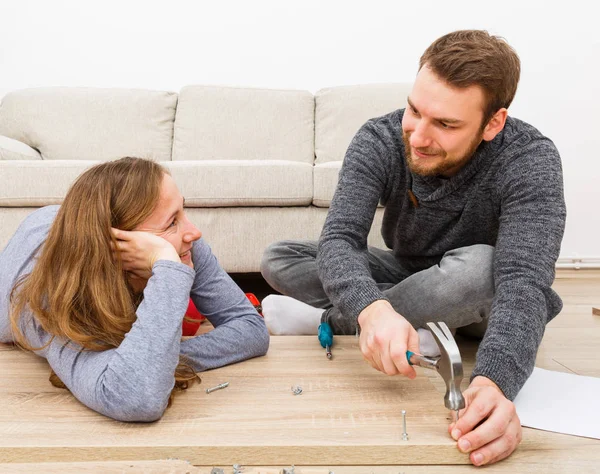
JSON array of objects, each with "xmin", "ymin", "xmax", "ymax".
[{"xmin": 556, "ymin": 257, "xmax": 600, "ymax": 269}]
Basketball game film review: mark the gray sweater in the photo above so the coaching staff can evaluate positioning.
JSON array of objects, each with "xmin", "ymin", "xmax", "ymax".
[
  {"xmin": 0, "ymin": 206, "xmax": 270, "ymax": 421},
  {"xmin": 317, "ymin": 110, "xmax": 566, "ymax": 400}
]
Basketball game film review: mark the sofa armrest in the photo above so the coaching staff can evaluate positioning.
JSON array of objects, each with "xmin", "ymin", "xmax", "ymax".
[{"xmin": 0, "ymin": 135, "xmax": 42, "ymax": 160}]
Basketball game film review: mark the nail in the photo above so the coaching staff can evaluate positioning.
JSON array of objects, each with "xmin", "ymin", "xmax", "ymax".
[
  {"xmin": 451, "ymin": 428, "xmax": 461, "ymax": 440},
  {"xmin": 206, "ymin": 382, "xmax": 229, "ymax": 394},
  {"xmin": 458, "ymin": 438, "xmax": 471, "ymax": 452},
  {"xmin": 472, "ymin": 453, "xmax": 484, "ymax": 465}
]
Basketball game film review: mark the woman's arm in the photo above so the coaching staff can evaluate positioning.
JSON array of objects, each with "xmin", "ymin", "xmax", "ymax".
[
  {"xmin": 179, "ymin": 239, "xmax": 270, "ymax": 371},
  {"xmin": 28, "ymin": 260, "xmax": 195, "ymax": 422}
]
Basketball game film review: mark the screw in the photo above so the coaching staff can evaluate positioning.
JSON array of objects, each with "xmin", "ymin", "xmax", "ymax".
[
  {"xmin": 206, "ymin": 382, "xmax": 229, "ymax": 394},
  {"xmin": 402, "ymin": 409, "xmax": 409, "ymax": 441},
  {"xmin": 291, "ymin": 385, "xmax": 303, "ymax": 395}
]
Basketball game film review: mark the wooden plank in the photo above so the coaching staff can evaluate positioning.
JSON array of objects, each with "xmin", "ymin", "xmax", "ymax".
[{"xmin": 0, "ymin": 337, "xmax": 468, "ymax": 465}]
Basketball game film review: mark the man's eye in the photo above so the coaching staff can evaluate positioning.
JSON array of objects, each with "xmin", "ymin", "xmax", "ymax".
[
  {"xmin": 169, "ymin": 219, "xmax": 177, "ymax": 228},
  {"xmin": 440, "ymin": 122, "xmax": 454, "ymax": 129}
]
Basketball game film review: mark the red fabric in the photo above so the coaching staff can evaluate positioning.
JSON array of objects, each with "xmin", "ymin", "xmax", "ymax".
[
  {"xmin": 182, "ymin": 298, "xmax": 205, "ymax": 336},
  {"xmin": 182, "ymin": 293, "xmax": 263, "ymax": 336},
  {"xmin": 245, "ymin": 293, "xmax": 263, "ymax": 316}
]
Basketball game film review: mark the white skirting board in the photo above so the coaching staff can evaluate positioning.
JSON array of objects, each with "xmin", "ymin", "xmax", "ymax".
[{"xmin": 555, "ymin": 257, "xmax": 600, "ymax": 269}]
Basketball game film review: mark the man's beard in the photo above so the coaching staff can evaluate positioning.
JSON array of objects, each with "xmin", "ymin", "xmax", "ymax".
[{"xmin": 402, "ymin": 131, "xmax": 483, "ymax": 177}]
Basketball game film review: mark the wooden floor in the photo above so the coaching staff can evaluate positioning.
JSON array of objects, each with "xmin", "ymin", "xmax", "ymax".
[{"xmin": 1, "ymin": 269, "xmax": 599, "ymax": 473}]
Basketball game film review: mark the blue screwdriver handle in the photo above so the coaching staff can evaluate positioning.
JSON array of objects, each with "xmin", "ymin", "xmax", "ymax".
[{"xmin": 318, "ymin": 322, "xmax": 333, "ymax": 348}]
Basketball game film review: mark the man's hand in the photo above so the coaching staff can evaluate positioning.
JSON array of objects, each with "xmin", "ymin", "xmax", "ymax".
[
  {"xmin": 111, "ymin": 227, "xmax": 181, "ymax": 280},
  {"xmin": 449, "ymin": 376, "xmax": 522, "ymax": 466},
  {"xmin": 357, "ymin": 300, "xmax": 420, "ymax": 378}
]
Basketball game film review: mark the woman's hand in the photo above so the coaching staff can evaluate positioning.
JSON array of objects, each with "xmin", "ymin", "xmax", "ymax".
[{"xmin": 111, "ymin": 227, "xmax": 181, "ymax": 280}]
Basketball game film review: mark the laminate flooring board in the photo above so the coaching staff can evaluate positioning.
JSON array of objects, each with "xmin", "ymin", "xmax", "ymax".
[{"xmin": 0, "ymin": 460, "xmax": 198, "ymax": 473}]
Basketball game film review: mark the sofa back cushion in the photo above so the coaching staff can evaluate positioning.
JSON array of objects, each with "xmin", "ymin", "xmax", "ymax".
[
  {"xmin": 173, "ymin": 86, "xmax": 314, "ymax": 163},
  {"xmin": 0, "ymin": 88, "xmax": 177, "ymax": 161},
  {"xmin": 315, "ymin": 83, "xmax": 411, "ymax": 164}
]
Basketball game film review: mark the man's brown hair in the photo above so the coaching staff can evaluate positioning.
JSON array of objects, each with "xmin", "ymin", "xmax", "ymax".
[{"xmin": 419, "ymin": 30, "xmax": 521, "ymax": 126}]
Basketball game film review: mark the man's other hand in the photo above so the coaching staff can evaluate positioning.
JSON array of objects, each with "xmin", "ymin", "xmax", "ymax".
[
  {"xmin": 449, "ymin": 375, "xmax": 522, "ymax": 466},
  {"xmin": 357, "ymin": 300, "xmax": 419, "ymax": 378}
]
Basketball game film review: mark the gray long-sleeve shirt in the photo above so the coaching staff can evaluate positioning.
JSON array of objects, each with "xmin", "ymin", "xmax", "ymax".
[
  {"xmin": 317, "ymin": 110, "xmax": 566, "ymax": 400},
  {"xmin": 0, "ymin": 205, "xmax": 270, "ymax": 421}
]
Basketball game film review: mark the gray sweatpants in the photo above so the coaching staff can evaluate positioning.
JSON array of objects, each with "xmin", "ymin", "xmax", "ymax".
[{"xmin": 261, "ymin": 241, "xmax": 494, "ymax": 337}]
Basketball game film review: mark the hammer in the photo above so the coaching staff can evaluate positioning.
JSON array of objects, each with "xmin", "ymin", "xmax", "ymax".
[{"xmin": 406, "ymin": 321, "xmax": 466, "ymax": 419}]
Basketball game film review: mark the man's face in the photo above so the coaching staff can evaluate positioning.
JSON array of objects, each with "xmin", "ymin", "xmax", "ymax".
[
  {"xmin": 135, "ymin": 174, "xmax": 202, "ymax": 269},
  {"xmin": 402, "ymin": 65, "xmax": 487, "ymax": 177}
]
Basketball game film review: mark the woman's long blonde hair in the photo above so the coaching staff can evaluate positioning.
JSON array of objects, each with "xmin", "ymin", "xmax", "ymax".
[{"xmin": 10, "ymin": 157, "xmax": 197, "ymax": 404}]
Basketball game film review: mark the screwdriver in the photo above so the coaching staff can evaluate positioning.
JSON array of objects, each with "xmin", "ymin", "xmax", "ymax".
[{"xmin": 317, "ymin": 322, "xmax": 333, "ymax": 359}]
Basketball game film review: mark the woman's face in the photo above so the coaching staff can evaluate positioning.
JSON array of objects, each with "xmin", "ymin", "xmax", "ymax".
[{"xmin": 134, "ymin": 174, "xmax": 202, "ymax": 268}]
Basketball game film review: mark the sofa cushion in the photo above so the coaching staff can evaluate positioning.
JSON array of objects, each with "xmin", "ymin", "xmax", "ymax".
[
  {"xmin": 173, "ymin": 86, "xmax": 314, "ymax": 164},
  {"xmin": 313, "ymin": 160, "xmax": 384, "ymax": 209},
  {"xmin": 0, "ymin": 88, "xmax": 177, "ymax": 161},
  {"xmin": 0, "ymin": 135, "xmax": 42, "ymax": 160},
  {"xmin": 0, "ymin": 160, "xmax": 97, "ymax": 206},
  {"xmin": 315, "ymin": 83, "xmax": 411, "ymax": 164},
  {"xmin": 0, "ymin": 159, "xmax": 313, "ymax": 208},
  {"xmin": 165, "ymin": 160, "xmax": 312, "ymax": 207},
  {"xmin": 313, "ymin": 161, "xmax": 342, "ymax": 207}
]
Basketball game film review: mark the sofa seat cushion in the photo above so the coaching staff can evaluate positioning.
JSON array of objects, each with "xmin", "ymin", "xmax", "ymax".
[
  {"xmin": 173, "ymin": 86, "xmax": 315, "ymax": 164},
  {"xmin": 0, "ymin": 160, "xmax": 313, "ymax": 207},
  {"xmin": 0, "ymin": 88, "xmax": 177, "ymax": 162},
  {"xmin": 0, "ymin": 160, "xmax": 97, "ymax": 206},
  {"xmin": 165, "ymin": 160, "xmax": 313, "ymax": 207},
  {"xmin": 313, "ymin": 161, "xmax": 383, "ymax": 209},
  {"xmin": 313, "ymin": 161, "xmax": 342, "ymax": 207}
]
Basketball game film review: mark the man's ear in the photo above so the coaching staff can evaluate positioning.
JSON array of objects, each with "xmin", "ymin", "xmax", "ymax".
[{"xmin": 482, "ymin": 108, "xmax": 508, "ymax": 142}]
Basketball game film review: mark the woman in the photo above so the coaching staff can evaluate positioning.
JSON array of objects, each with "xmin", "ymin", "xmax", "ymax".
[{"xmin": 0, "ymin": 157, "xmax": 269, "ymax": 422}]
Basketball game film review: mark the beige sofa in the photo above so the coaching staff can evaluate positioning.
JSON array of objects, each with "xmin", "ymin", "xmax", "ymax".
[{"xmin": 0, "ymin": 84, "xmax": 410, "ymax": 273}]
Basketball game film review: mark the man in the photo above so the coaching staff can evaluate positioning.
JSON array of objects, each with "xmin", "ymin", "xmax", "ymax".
[{"xmin": 261, "ymin": 30, "xmax": 566, "ymax": 466}]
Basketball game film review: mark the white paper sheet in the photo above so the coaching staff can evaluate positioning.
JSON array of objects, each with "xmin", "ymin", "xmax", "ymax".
[{"xmin": 513, "ymin": 367, "xmax": 600, "ymax": 439}]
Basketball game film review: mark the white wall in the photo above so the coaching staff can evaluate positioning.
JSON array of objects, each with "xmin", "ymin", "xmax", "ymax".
[{"xmin": 1, "ymin": 0, "xmax": 598, "ymax": 259}]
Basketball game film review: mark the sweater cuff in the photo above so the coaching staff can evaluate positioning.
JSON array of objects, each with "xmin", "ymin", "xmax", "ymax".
[{"xmin": 470, "ymin": 350, "xmax": 532, "ymax": 401}]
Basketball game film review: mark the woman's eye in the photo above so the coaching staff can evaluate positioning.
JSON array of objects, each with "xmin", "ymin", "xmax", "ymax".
[{"xmin": 169, "ymin": 219, "xmax": 177, "ymax": 228}]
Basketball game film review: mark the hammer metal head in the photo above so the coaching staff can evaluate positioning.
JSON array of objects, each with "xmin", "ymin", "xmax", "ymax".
[{"xmin": 426, "ymin": 321, "xmax": 465, "ymax": 412}]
